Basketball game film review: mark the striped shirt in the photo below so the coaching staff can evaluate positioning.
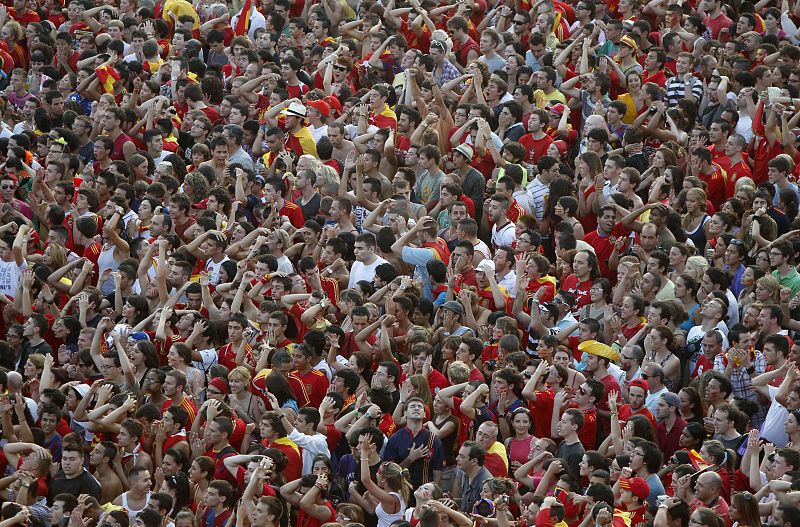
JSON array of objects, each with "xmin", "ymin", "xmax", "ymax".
[{"xmin": 665, "ymin": 76, "xmax": 703, "ymax": 108}]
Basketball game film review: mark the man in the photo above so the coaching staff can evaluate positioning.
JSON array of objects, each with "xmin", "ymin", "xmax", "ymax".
[
  {"xmin": 553, "ymin": 407, "xmax": 585, "ymax": 481},
  {"xmin": 493, "ymin": 246, "xmax": 517, "ymax": 298},
  {"xmin": 391, "ymin": 216, "xmax": 452, "ymax": 301},
  {"xmin": 584, "ymin": 205, "xmax": 627, "ymax": 282},
  {"xmin": 279, "ymin": 408, "xmax": 330, "ymax": 475},
  {"xmin": 161, "ymin": 370, "xmax": 198, "ymax": 428},
  {"xmin": 701, "ymin": 268, "xmax": 740, "ymax": 327},
  {"xmin": 478, "ymin": 29, "xmax": 506, "ymax": 73},
  {"xmin": 665, "ymin": 53, "xmax": 703, "ymax": 108},
  {"xmin": 168, "ymin": 194, "xmax": 196, "ymax": 244},
  {"xmin": 19, "ymin": 313, "xmax": 53, "ymax": 373},
  {"xmin": 473, "ymin": 421, "xmax": 508, "ymax": 477},
  {"xmin": 414, "ymin": 145, "xmax": 445, "ymax": 211},
  {"xmin": 198, "ymin": 481, "xmax": 234, "ymax": 527},
  {"xmin": 286, "ymin": 335, "xmax": 330, "ymax": 407},
  {"xmin": 655, "ymin": 392, "xmax": 687, "ymax": 461},
  {"xmin": 382, "ymin": 396, "xmax": 444, "ymax": 486},
  {"xmin": 712, "ymin": 403, "xmax": 744, "ymax": 452},
  {"xmin": 519, "ymin": 109, "xmax": 554, "ymax": 165},
  {"xmin": 581, "ymin": 341, "xmax": 622, "ymax": 436},
  {"xmin": 753, "ymin": 337, "xmax": 796, "ymax": 446},
  {"xmin": 686, "ymin": 298, "xmax": 730, "ymax": 375},
  {"xmin": 223, "ymin": 124, "xmax": 254, "ymax": 170},
  {"xmin": 617, "ymin": 345, "xmax": 644, "ymax": 391},
  {"xmin": 617, "ymin": 378, "xmax": 656, "ymax": 428},
  {"xmin": 112, "ymin": 466, "xmax": 152, "ymax": 517},
  {"xmin": 48, "ymin": 441, "xmax": 101, "ymax": 502},
  {"xmin": 642, "ymin": 48, "xmax": 668, "ymax": 87},
  {"xmin": 561, "ymin": 71, "xmax": 611, "ymax": 126},
  {"xmin": 703, "ymin": 0, "xmax": 732, "ymax": 40},
  {"xmin": 677, "ymin": 471, "xmax": 730, "ymax": 524},
  {"xmin": 273, "ymin": 100, "xmax": 316, "ymax": 157},
  {"xmin": 453, "ymin": 441, "xmax": 491, "ymax": 513},
  {"xmin": 485, "ymin": 195, "xmax": 516, "ymax": 250},
  {"xmin": 714, "ymin": 327, "xmax": 766, "ymax": 401},
  {"xmin": 643, "ymin": 364, "xmax": 670, "ymax": 414},
  {"xmin": 561, "ymin": 250, "xmax": 600, "ymax": 311},
  {"xmin": 447, "ymin": 16, "xmax": 480, "ymax": 68},
  {"xmin": 770, "ymin": 241, "xmax": 800, "ymax": 296},
  {"xmin": 618, "ymin": 477, "xmax": 650, "ymax": 527},
  {"xmin": 347, "ymin": 233, "xmax": 388, "ymax": 289},
  {"xmin": 723, "ymin": 240, "xmax": 747, "ymax": 297},
  {"xmin": 689, "ymin": 147, "xmax": 727, "ymax": 204},
  {"xmin": 201, "ymin": 416, "xmax": 238, "ymax": 484},
  {"xmin": 102, "ymin": 106, "xmax": 136, "ymax": 162}
]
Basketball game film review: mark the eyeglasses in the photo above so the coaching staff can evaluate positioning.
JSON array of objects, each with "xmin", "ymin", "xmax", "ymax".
[
  {"xmin": 641, "ymin": 374, "xmax": 650, "ymax": 380},
  {"xmin": 633, "ymin": 450, "xmax": 645, "ymax": 457},
  {"xmin": 769, "ymin": 251, "xmax": 784, "ymax": 257},
  {"xmin": 333, "ymin": 65, "xmax": 347, "ymax": 72},
  {"xmin": 0, "ymin": 185, "xmax": 15, "ymax": 190},
  {"xmin": 552, "ymin": 298, "xmax": 566, "ymax": 305}
]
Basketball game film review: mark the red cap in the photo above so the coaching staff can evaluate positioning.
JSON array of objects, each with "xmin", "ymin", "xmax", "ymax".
[
  {"xmin": 191, "ymin": 198, "xmax": 208, "ymax": 209},
  {"xmin": 547, "ymin": 103, "xmax": 567, "ymax": 115},
  {"xmin": 307, "ymin": 99, "xmax": 330, "ymax": 118},
  {"xmin": 619, "ymin": 477, "xmax": 650, "ymax": 501},
  {"xmin": 553, "ymin": 140, "xmax": 568, "ymax": 157},
  {"xmin": 629, "ymin": 378, "xmax": 649, "ymax": 393},
  {"xmin": 323, "ymin": 95, "xmax": 342, "ymax": 115},
  {"xmin": 208, "ymin": 377, "xmax": 229, "ymax": 395}
]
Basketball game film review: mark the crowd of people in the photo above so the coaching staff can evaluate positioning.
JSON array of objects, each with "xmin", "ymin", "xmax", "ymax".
[{"xmin": 4, "ymin": 0, "xmax": 800, "ymax": 527}]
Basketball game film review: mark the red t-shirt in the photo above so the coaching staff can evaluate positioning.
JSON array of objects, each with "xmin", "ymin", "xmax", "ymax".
[
  {"xmin": 288, "ymin": 369, "xmax": 329, "ymax": 408},
  {"xmin": 560, "ymin": 274, "xmax": 592, "ymax": 312},
  {"xmin": 583, "ymin": 222, "xmax": 629, "ymax": 282},
  {"xmin": 519, "ymin": 133, "xmax": 554, "ymax": 165}
]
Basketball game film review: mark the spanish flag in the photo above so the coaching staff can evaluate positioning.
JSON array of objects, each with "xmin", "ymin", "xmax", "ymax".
[
  {"xmin": 95, "ymin": 65, "xmax": 120, "ymax": 94},
  {"xmin": 234, "ymin": 0, "xmax": 252, "ymax": 36},
  {"xmin": 688, "ymin": 449, "xmax": 713, "ymax": 471}
]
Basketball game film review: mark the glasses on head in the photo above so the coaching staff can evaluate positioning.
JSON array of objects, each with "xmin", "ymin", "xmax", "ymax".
[
  {"xmin": 633, "ymin": 450, "xmax": 645, "ymax": 457},
  {"xmin": 729, "ymin": 239, "xmax": 744, "ymax": 246}
]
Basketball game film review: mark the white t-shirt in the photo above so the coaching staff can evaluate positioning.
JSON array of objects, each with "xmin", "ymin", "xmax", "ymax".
[
  {"xmin": 0, "ymin": 259, "xmax": 26, "ymax": 299},
  {"xmin": 348, "ymin": 256, "xmax": 388, "ymax": 289},
  {"xmin": 205, "ymin": 256, "xmax": 231, "ymax": 285},
  {"xmin": 193, "ymin": 347, "xmax": 219, "ymax": 374},
  {"xmin": 276, "ymin": 255, "xmax": 294, "ymax": 274},
  {"xmin": 491, "ymin": 221, "xmax": 516, "ymax": 249},
  {"xmin": 761, "ymin": 384, "xmax": 789, "ymax": 447}
]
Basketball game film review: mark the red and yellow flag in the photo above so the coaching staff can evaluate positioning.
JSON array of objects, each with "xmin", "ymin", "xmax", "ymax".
[
  {"xmin": 234, "ymin": 0, "xmax": 252, "ymax": 36},
  {"xmin": 95, "ymin": 65, "xmax": 120, "ymax": 94}
]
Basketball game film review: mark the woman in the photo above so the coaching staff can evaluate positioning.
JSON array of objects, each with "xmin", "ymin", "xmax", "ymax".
[
  {"xmin": 23, "ymin": 353, "xmax": 45, "ymax": 401},
  {"xmin": 675, "ymin": 274, "xmax": 701, "ymax": 329},
  {"xmin": 678, "ymin": 422, "xmax": 708, "ymax": 452},
  {"xmin": 129, "ymin": 340, "xmax": 160, "ymax": 391},
  {"xmin": 553, "ymin": 347, "xmax": 586, "ymax": 388},
  {"xmin": 667, "ymin": 242, "xmax": 692, "ymax": 283},
  {"xmin": 576, "ymin": 151, "xmax": 604, "ymax": 232},
  {"xmin": 617, "ymin": 71, "xmax": 648, "ymax": 124},
  {"xmin": 554, "ymin": 196, "xmax": 584, "ymax": 239},
  {"xmin": 286, "ymin": 220, "xmax": 324, "ymax": 261},
  {"xmin": 119, "ymin": 295, "xmax": 150, "ymax": 326},
  {"xmin": 312, "ymin": 455, "xmax": 345, "ymax": 505},
  {"xmin": 730, "ymin": 491, "xmax": 761, "ymax": 527},
  {"xmin": 685, "ymin": 256, "xmax": 709, "ymax": 283},
  {"xmin": 504, "ymin": 407, "xmax": 535, "ymax": 472},
  {"xmin": 166, "ymin": 343, "xmax": 205, "ymax": 398},
  {"xmin": 129, "ymin": 153, "xmax": 153, "ymax": 184},
  {"xmin": 754, "ymin": 275, "xmax": 781, "ymax": 304},
  {"xmin": 427, "ymin": 393, "xmax": 459, "ymax": 474},
  {"xmin": 188, "ymin": 456, "xmax": 215, "ymax": 511},
  {"xmin": 764, "ymin": 7, "xmax": 788, "ymax": 38},
  {"xmin": 264, "ymin": 371, "xmax": 299, "ymax": 421},
  {"xmin": 737, "ymin": 266, "xmax": 765, "ymax": 313},
  {"xmin": 359, "ymin": 447, "xmax": 411, "ymax": 527},
  {"xmin": 643, "ymin": 325, "xmax": 680, "ymax": 392},
  {"xmin": 785, "ymin": 409, "xmax": 800, "ymax": 449},
  {"xmin": 52, "ymin": 316, "xmax": 82, "ymax": 360},
  {"xmin": 404, "ymin": 483, "xmax": 444, "ymax": 525},
  {"xmin": 160, "ymin": 472, "xmax": 190, "ymax": 519},
  {"xmin": 778, "ymin": 187, "xmax": 798, "ymax": 223},
  {"xmin": 679, "ymin": 387, "xmax": 705, "ymax": 425},
  {"xmin": 682, "ymin": 188, "xmax": 710, "ymax": 251},
  {"xmin": 579, "ymin": 278, "xmax": 611, "ymax": 323},
  {"xmin": 641, "ymin": 147, "xmax": 678, "ymax": 195},
  {"xmin": 754, "ymin": 249, "xmax": 772, "ymax": 274},
  {"xmin": 143, "ymin": 369, "xmax": 167, "ymax": 408},
  {"xmin": 135, "ymin": 197, "xmax": 161, "ymax": 240},
  {"xmin": 228, "ymin": 366, "xmax": 267, "ymax": 424}
]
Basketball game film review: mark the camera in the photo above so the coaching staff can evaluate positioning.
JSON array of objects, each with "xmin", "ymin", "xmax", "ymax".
[{"xmin": 648, "ymin": 105, "xmax": 658, "ymax": 114}]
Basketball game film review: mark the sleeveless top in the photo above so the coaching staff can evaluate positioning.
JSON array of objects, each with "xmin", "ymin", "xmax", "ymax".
[
  {"xmin": 685, "ymin": 214, "xmax": 709, "ymax": 251},
  {"xmin": 122, "ymin": 491, "xmax": 152, "ymax": 525},
  {"xmin": 508, "ymin": 435, "xmax": 535, "ymax": 469},
  {"xmin": 111, "ymin": 132, "xmax": 134, "ymax": 160},
  {"xmin": 97, "ymin": 243, "xmax": 121, "ymax": 295},
  {"xmin": 376, "ymin": 492, "xmax": 406, "ymax": 527}
]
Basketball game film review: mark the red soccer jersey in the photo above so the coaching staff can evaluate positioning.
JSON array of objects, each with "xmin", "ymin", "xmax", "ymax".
[
  {"xmin": 699, "ymin": 164, "xmax": 727, "ymax": 205},
  {"xmin": 560, "ymin": 274, "xmax": 592, "ymax": 312},
  {"xmin": 288, "ymin": 369, "xmax": 329, "ymax": 408},
  {"xmin": 726, "ymin": 160, "xmax": 752, "ymax": 197},
  {"xmin": 280, "ymin": 200, "xmax": 305, "ymax": 229},
  {"xmin": 161, "ymin": 397, "xmax": 198, "ymax": 428}
]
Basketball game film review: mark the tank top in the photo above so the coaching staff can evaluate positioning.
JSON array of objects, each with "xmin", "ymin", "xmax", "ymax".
[
  {"xmin": 376, "ymin": 492, "xmax": 406, "ymax": 527},
  {"xmin": 97, "ymin": 243, "xmax": 121, "ymax": 296},
  {"xmin": 111, "ymin": 132, "xmax": 134, "ymax": 161},
  {"xmin": 122, "ymin": 491, "xmax": 152, "ymax": 525},
  {"xmin": 508, "ymin": 435, "xmax": 535, "ymax": 469},
  {"xmin": 684, "ymin": 214, "xmax": 709, "ymax": 251}
]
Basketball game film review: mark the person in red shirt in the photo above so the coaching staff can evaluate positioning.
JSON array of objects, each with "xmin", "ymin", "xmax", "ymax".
[
  {"xmin": 519, "ymin": 109, "xmax": 554, "ymax": 165},
  {"xmin": 259, "ymin": 412, "xmax": 302, "ymax": 484},
  {"xmin": 579, "ymin": 340, "xmax": 623, "ymax": 437},
  {"xmin": 618, "ymin": 477, "xmax": 650, "ymax": 526},
  {"xmin": 690, "ymin": 147, "xmax": 727, "ymax": 204},
  {"xmin": 198, "ymin": 480, "xmax": 235, "ymax": 527},
  {"xmin": 707, "ymin": 120, "xmax": 732, "ymax": 174},
  {"xmin": 616, "ymin": 379, "xmax": 657, "ymax": 430},
  {"xmin": 204, "ymin": 416, "xmax": 239, "ymax": 485},
  {"xmin": 560, "ymin": 250, "xmax": 600, "ymax": 313},
  {"xmin": 287, "ymin": 335, "xmax": 330, "ymax": 408},
  {"xmin": 724, "ymin": 134, "xmax": 752, "ymax": 197},
  {"xmin": 584, "ymin": 205, "xmax": 629, "ymax": 282},
  {"xmin": 161, "ymin": 369, "xmax": 198, "ymax": 428}
]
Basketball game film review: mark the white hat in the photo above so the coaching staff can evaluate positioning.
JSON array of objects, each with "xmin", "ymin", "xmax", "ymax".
[
  {"xmin": 475, "ymin": 259, "xmax": 496, "ymax": 275},
  {"xmin": 285, "ymin": 101, "xmax": 307, "ymax": 118}
]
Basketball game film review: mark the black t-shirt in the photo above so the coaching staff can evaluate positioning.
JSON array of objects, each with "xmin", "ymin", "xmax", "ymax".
[
  {"xmin": 18, "ymin": 340, "xmax": 53, "ymax": 373},
  {"xmin": 48, "ymin": 469, "xmax": 101, "ymax": 505},
  {"xmin": 298, "ymin": 193, "xmax": 321, "ymax": 221}
]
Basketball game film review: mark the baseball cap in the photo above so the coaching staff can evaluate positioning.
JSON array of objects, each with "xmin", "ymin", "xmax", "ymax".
[
  {"xmin": 307, "ymin": 99, "xmax": 331, "ymax": 118},
  {"xmin": 475, "ymin": 259, "xmax": 495, "ymax": 275},
  {"xmin": 661, "ymin": 392, "xmax": 682, "ymax": 414}
]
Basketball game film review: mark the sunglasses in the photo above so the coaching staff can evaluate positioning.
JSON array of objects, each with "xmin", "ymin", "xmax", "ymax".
[{"xmin": 333, "ymin": 65, "xmax": 347, "ymax": 72}]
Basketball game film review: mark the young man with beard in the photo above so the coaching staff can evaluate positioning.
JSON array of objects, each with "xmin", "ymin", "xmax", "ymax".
[
  {"xmin": 161, "ymin": 370, "xmax": 198, "ymax": 428},
  {"xmin": 102, "ymin": 106, "xmax": 136, "ymax": 162},
  {"xmin": 615, "ymin": 379, "xmax": 656, "ymax": 428},
  {"xmin": 654, "ymin": 392, "xmax": 687, "ymax": 461},
  {"xmin": 519, "ymin": 109, "xmax": 554, "ymax": 165},
  {"xmin": 561, "ymin": 250, "xmax": 600, "ymax": 312}
]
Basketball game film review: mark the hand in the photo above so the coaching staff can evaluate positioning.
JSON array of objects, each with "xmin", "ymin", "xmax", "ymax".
[{"xmin": 406, "ymin": 443, "xmax": 431, "ymax": 462}]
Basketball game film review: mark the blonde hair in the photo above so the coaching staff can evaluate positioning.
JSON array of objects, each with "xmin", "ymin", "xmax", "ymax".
[
  {"xmin": 46, "ymin": 244, "xmax": 68, "ymax": 271},
  {"xmin": 228, "ymin": 366, "xmax": 252, "ymax": 383},
  {"xmin": 447, "ymin": 360, "xmax": 470, "ymax": 384},
  {"xmin": 380, "ymin": 462, "xmax": 413, "ymax": 504},
  {"xmin": 409, "ymin": 374, "xmax": 433, "ymax": 408},
  {"xmin": 755, "ymin": 274, "xmax": 781, "ymax": 302},
  {"xmin": 685, "ymin": 255, "xmax": 709, "ymax": 282}
]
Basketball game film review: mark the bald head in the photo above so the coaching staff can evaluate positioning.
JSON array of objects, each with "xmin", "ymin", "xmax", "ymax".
[
  {"xmin": 584, "ymin": 115, "xmax": 606, "ymax": 133},
  {"xmin": 6, "ymin": 371, "xmax": 23, "ymax": 390}
]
